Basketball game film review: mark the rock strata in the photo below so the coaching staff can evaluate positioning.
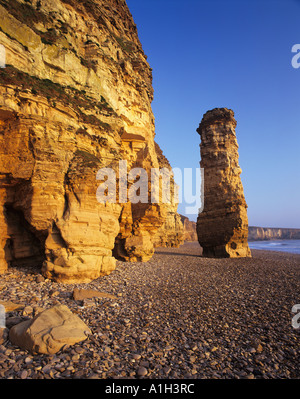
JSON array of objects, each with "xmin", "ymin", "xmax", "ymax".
[
  {"xmin": 0, "ymin": 0, "xmax": 183, "ymax": 281},
  {"xmin": 196, "ymin": 108, "xmax": 251, "ymax": 258},
  {"xmin": 180, "ymin": 215, "xmax": 197, "ymax": 242},
  {"xmin": 152, "ymin": 143, "xmax": 184, "ymax": 248}
]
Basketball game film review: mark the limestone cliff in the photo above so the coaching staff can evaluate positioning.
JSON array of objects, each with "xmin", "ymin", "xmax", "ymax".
[
  {"xmin": 180, "ymin": 215, "xmax": 197, "ymax": 242},
  {"xmin": 0, "ymin": 0, "xmax": 183, "ymax": 281},
  {"xmin": 152, "ymin": 143, "xmax": 184, "ymax": 249},
  {"xmin": 248, "ymin": 227, "xmax": 300, "ymax": 241},
  {"xmin": 196, "ymin": 108, "xmax": 251, "ymax": 258}
]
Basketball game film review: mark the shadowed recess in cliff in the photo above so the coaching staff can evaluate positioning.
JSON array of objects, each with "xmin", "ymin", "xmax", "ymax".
[{"xmin": 4, "ymin": 204, "xmax": 46, "ymax": 268}]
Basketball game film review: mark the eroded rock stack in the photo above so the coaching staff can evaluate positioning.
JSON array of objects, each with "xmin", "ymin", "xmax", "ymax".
[
  {"xmin": 0, "ymin": 0, "xmax": 183, "ymax": 282},
  {"xmin": 196, "ymin": 108, "xmax": 251, "ymax": 258}
]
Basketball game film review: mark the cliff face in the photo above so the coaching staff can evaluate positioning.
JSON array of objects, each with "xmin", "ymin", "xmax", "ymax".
[
  {"xmin": 0, "ymin": 0, "xmax": 183, "ymax": 281},
  {"xmin": 196, "ymin": 108, "xmax": 251, "ymax": 258},
  {"xmin": 152, "ymin": 143, "xmax": 184, "ymax": 249},
  {"xmin": 180, "ymin": 215, "xmax": 197, "ymax": 242},
  {"xmin": 248, "ymin": 227, "xmax": 300, "ymax": 241}
]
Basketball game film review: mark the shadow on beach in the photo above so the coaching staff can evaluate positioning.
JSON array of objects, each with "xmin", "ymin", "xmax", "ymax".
[
  {"xmin": 154, "ymin": 251, "xmax": 202, "ymax": 257},
  {"xmin": 154, "ymin": 241, "xmax": 203, "ymax": 257}
]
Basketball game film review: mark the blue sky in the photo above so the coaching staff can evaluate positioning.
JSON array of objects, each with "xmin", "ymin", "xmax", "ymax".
[{"xmin": 126, "ymin": 0, "xmax": 300, "ymax": 228}]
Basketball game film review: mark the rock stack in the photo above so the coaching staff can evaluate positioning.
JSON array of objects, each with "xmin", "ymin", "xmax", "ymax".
[{"xmin": 196, "ymin": 108, "xmax": 251, "ymax": 258}]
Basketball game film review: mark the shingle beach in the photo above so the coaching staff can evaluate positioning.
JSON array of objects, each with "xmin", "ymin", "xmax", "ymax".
[{"xmin": 0, "ymin": 242, "xmax": 299, "ymax": 379}]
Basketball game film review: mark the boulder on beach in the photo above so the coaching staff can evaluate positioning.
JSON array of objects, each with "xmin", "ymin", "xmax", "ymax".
[{"xmin": 9, "ymin": 304, "xmax": 91, "ymax": 354}]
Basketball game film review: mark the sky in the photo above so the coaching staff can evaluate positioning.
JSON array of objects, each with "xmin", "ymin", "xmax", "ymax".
[{"xmin": 126, "ymin": 0, "xmax": 300, "ymax": 228}]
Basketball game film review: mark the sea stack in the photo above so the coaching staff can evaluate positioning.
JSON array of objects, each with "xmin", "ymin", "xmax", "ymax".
[{"xmin": 196, "ymin": 108, "xmax": 251, "ymax": 258}]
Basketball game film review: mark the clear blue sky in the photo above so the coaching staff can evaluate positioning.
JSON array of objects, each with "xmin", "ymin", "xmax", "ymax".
[{"xmin": 126, "ymin": 0, "xmax": 300, "ymax": 228}]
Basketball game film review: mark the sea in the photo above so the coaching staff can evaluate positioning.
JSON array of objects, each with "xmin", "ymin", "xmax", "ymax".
[{"xmin": 248, "ymin": 239, "xmax": 300, "ymax": 255}]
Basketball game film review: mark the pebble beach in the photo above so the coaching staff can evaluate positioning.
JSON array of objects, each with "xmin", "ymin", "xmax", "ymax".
[{"xmin": 0, "ymin": 242, "xmax": 299, "ymax": 380}]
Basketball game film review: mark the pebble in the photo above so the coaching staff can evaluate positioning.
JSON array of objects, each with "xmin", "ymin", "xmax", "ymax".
[
  {"xmin": 132, "ymin": 354, "xmax": 141, "ymax": 360},
  {"xmin": 137, "ymin": 366, "xmax": 148, "ymax": 377},
  {"xmin": 36, "ymin": 275, "xmax": 45, "ymax": 283},
  {"xmin": 20, "ymin": 370, "xmax": 28, "ymax": 379},
  {"xmin": 256, "ymin": 344, "xmax": 263, "ymax": 353},
  {"xmin": 22, "ymin": 306, "xmax": 33, "ymax": 316}
]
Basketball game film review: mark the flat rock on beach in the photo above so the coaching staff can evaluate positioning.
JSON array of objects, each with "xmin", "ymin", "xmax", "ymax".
[{"xmin": 0, "ymin": 242, "xmax": 299, "ymax": 379}]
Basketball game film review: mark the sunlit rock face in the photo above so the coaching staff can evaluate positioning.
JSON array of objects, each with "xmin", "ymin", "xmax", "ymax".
[
  {"xmin": 0, "ymin": 0, "xmax": 183, "ymax": 282},
  {"xmin": 180, "ymin": 215, "xmax": 197, "ymax": 242},
  {"xmin": 196, "ymin": 108, "xmax": 251, "ymax": 258}
]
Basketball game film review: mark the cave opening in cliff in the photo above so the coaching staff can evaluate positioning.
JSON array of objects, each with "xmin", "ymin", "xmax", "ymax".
[{"xmin": 4, "ymin": 204, "xmax": 46, "ymax": 271}]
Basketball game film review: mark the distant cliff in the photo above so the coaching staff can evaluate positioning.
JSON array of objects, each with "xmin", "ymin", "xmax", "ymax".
[
  {"xmin": 248, "ymin": 227, "xmax": 300, "ymax": 241},
  {"xmin": 181, "ymin": 222, "xmax": 300, "ymax": 243},
  {"xmin": 180, "ymin": 215, "xmax": 197, "ymax": 242}
]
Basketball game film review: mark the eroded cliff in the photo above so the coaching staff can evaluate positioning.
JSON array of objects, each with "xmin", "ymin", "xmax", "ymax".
[
  {"xmin": 180, "ymin": 215, "xmax": 197, "ymax": 242},
  {"xmin": 248, "ymin": 227, "xmax": 300, "ymax": 241},
  {"xmin": 0, "ymin": 0, "xmax": 183, "ymax": 282}
]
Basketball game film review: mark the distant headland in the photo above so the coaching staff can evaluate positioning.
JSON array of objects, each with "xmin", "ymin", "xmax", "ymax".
[{"xmin": 248, "ymin": 226, "xmax": 300, "ymax": 241}]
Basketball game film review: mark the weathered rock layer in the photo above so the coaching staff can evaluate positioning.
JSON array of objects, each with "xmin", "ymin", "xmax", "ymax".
[
  {"xmin": 180, "ymin": 215, "xmax": 197, "ymax": 242},
  {"xmin": 196, "ymin": 108, "xmax": 251, "ymax": 258},
  {"xmin": 0, "ymin": 0, "xmax": 183, "ymax": 282}
]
